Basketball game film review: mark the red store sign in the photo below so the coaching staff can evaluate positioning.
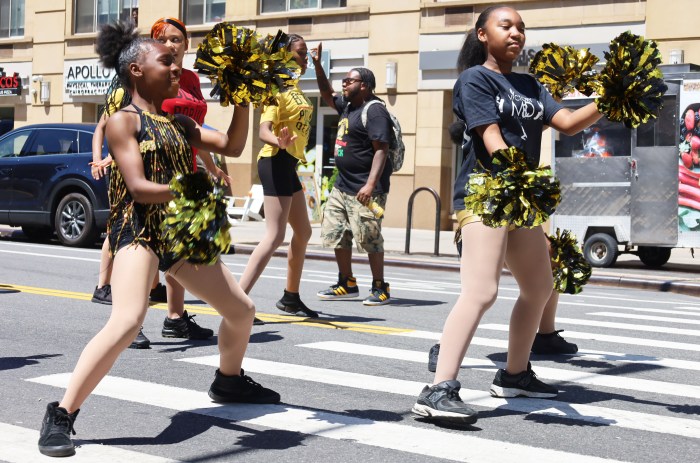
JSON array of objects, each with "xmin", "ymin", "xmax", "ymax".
[{"xmin": 0, "ymin": 68, "xmax": 22, "ymax": 96}]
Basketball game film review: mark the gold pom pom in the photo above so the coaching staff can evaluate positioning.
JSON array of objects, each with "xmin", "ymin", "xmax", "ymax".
[
  {"xmin": 547, "ymin": 229, "xmax": 592, "ymax": 294},
  {"xmin": 530, "ymin": 43, "xmax": 600, "ymax": 99}
]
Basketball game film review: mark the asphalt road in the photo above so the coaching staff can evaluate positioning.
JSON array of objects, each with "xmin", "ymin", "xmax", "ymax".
[{"xmin": 1, "ymin": 237, "xmax": 698, "ymax": 462}]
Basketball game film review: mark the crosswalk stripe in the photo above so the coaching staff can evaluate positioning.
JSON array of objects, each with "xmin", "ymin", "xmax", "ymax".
[
  {"xmin": 0, "ymin": 423, "xmax": 179, "ymax": 463},
  {"xmin": 484, "ymin": 319, "xmax": 700, "ymax": 337},
  {"xmin": 597, "ymin": 307, "xmax": 700, "ymax": 317},
  {"xmin": 590, "ymin": 312, "xmax": 700, "ymax": 325},
  {"xmin": 177, "ymin": 355, "xmax": 700, "ymax": 440},
  {"xmin": 27, "ymin": 374, "xmax": 625, "ymax": 463},
  {"xmin": 298, "ymin": 341, "xmax": 700, "ymax": 399}
]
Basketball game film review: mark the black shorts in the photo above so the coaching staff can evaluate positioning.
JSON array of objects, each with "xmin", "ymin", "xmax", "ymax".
[
  {"xmin": 257, "ymin": 149, "xmax": 302, "ymax": 197},
  {"xmin": 108, "ymin": 214, "xmax": 177, "ymax": 272}
]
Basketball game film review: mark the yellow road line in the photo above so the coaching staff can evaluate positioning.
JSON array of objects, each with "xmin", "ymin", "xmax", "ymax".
[{"xmin": 1, "ymin": 283, "xmax": 414, "ymax": 335}]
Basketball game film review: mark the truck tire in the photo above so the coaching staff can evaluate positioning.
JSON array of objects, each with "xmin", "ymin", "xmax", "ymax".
[
  {"xmin": 583, "ymin": 233, "xmax": 619, "ymax": 268},
  {"xmin": 638, "ymin": 246, "xmax": 671, "ymax": 268},
  {"xmin": 55, "ymin": 192, "xmax": 99, "ymax": 247}
]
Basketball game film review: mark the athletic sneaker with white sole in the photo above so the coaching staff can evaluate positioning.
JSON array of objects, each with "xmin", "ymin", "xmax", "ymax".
[
  {"xmin": 411, "ymin": 380, "xmax": 478, "ymax": 425},
  {"xmin": 317, "ymin": 273, "xmax": 359, "ymax": 300},
  {"xmin": 489, "ymin": 362, "xmax": 558, "ymax": 398}
]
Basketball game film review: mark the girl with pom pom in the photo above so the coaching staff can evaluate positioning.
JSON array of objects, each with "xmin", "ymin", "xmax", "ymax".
[
  {"xmin": 89, "ymin": 17, "xmax": 229, "ymax": 347},
  {"xmin": 237, "ymin": 34, "xmax": 320, "ymax": 318},
  {"xmin": 38, "ymin": 21, "xmax": 280, "ymax": 458},
  {"xmin": 412, "ymin": 5, "xmax": 605, "ymax": 427}
]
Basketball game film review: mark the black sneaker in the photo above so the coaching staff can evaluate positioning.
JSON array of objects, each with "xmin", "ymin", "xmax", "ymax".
[
  {"xmin": 208, "ymin": 369, "xmax": 281, "ymax": 404},
  {"xmin": 91, "ymin": 284, "xmax": 112, "ymax": 305},
  {"xmin": 129, "ymin": 328, "xmax": 151, "ymax": 349},
  {"xmin": 490, "ymin": 362, "xmax": 558, "ymax": 398},
  {"xmin": 162, "ymin": 310, "xmax": 214, "ymax": 339},
  {"xmin": 428, "ymin": 343, "xmax": 440, "ymax": 372},
  {"xmin": 531, "ymin": 330, "xmax": 578, "ymax": 355},
  {"xmin": 317, "ymin": 273, "xmax": 359, "ymax": 300},
  {"xmin": 411, "ymin": 380, "xmax": 478, "ymax": 425},
  {"xmin": 276, "ymin": 290, "xmax": 319, "ymax": 318},
  {"xmin": 38, "ymin": 401, "xmax": 79, "ymax": 457},
  {"xmin": 149, "ymin": 283, "xmax": 167, "ymax": 303},
  {"xmin": 253, "ymin": 317, "xmax": 265, "ymax": 325},
  {"xmin": 363, "ymin": 280, "xmax": 390, "ymax": 306}
]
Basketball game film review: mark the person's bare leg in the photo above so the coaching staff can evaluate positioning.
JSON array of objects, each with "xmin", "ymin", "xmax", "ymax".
[
  {"xmin": 367, "ymin": 252, "xmax": 384, "ymax": 282},
  {"xmin": 539, "ymin": 289, "xmax": 559, "ymax": 333},
  {"xmin": 335, "ymin": 248, "xmax": 353, "ymax": 277},
  {"xmin": 165, "ymin": 275, "xmax": 186, "ymax": 318},
  {"xmin": 169, "ymin": 260, "xmax": 255, "ymax": 374},
  {"xmin": 60, "ymin": 246, "xmax": 158, "ymax": 412},
  {"xmin": 433, "ymin": 223, "xmax": 507, "ymax": 384},
  {"xmin": 238, "ymin": 195, "xmax": 292, "ymax": 294},
  {"xmin": 503, "ymin": 228, "xmax": 553, "ymax": 373},
  {"xmin": 285, "ymin": 190, "xmax": 312, "ymax": 293},
  {"xmin": 97, "ymin": 236, "xmax": 112, "ymax": 287}
]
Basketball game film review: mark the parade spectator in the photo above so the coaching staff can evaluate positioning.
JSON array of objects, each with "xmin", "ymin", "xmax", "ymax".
[
  {"xmin": 38, "ymin": 21, "xmax": 279, "ymax": 458},
  {"xmin": 312, "ymin": 44, "xmax": 394, "ymax": 306},
  {"xmin": 412, "ymin": 5, "xmax": 604, "ymax": 426},
  {"xmin": 237, "ymin": 34, "xmax": 318, "ymax": 318}
]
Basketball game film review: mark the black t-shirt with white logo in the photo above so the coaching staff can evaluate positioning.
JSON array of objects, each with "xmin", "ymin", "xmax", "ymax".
[{"xmin": 332, "ymin": 94, "xmax": 393, "ymax": 195}]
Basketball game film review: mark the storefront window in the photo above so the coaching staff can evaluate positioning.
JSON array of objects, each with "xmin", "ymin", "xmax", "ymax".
[
  {"xmin": 261, "ymin": 0, "xmax": 345, "ymax": 14},
  {"xmin": 74, "ymin": 0, "xmax": 138, "ymax": 34},
  {"xmin": 0, "ymin": 0, "xmax": 24, "ymax": 38},
  {"xmin": 183, "ymin": 0, "xmax": 225, "ymax": 25}
]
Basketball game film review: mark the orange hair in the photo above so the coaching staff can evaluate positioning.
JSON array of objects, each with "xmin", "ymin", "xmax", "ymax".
[{"xmin": 150, "ymin": 17, "xmax": 187, "ymax": 39}]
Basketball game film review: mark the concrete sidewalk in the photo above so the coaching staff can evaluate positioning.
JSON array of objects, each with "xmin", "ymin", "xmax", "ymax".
[{"xmin": 230, "ymin": 220, "xmax": 700, "ymax": 297}]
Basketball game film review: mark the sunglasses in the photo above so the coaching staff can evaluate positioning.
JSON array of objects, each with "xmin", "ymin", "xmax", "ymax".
[{"xmin": 342, "ymin": 78, "xmax": 363, "ymax": 86}]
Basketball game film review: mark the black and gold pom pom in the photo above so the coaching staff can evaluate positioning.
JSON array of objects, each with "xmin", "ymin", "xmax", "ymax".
[
  {"xmin": 161, "ymin": 171, "xmax": 231, "ymax": 265},
  {"xmin": 596, "ymin": 31, "xmax": 667, "ymax": 128},
  {"xmin": 547, "ymin": 228, "xmax": 592, "ymax": 294},
  {"xmin": 529, "ymin": 43, "xmax": 600, "ymax": 99},
  {"xmin": 194, "ymin": 23, "xmax": 300, "ymax": 107},
  {"xmin": 464, "ymin": 147, "xmax": 561, "ymax": 228}
]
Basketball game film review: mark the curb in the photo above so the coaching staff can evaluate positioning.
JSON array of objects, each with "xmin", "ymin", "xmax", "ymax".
[{"xmin": 232, "ymin": 243, "xmax": 700, "ymax": 297}]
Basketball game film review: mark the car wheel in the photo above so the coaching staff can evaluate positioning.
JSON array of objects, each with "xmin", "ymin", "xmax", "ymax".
[
  {"xmin": 21, "ymin": 225, "xmax": 53, "ymax": 242},
  {"xmin": 583, "ymin": 233, "xmax": 619, "ymax": 268},
  {"xmin": 55, "ymin": 192, "xmax": 98, "ymax": 247},
  {"xmin": 638, "ymin": 246, "xmax": 671, "ymax": 268}
]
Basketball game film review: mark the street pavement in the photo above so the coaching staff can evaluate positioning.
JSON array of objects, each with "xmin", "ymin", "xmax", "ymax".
[{"xmin": 0, "ymin": 231, "xmax": 699, "ymax": 462}]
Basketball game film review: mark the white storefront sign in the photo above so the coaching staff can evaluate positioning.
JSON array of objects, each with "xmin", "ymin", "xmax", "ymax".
[{"xmin": 64, "ymin": 58, "xmax": 116, "ymax": 98}]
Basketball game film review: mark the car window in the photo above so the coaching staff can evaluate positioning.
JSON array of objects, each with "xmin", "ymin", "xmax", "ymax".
[
  {"xmin": 0, "ymin": 131, "xmax": 31, "ymax": 158},
  {"xmin": 24, "ymin": 129, "xmax": 78, "ymax": 156},
  {"xmin": 78, "ymin": 130, "xmax": 95, "ymax": 154}
]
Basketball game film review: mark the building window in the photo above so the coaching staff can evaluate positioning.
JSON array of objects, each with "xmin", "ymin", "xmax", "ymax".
[
  {"xmin": 74, "ymin": 0, "xmax": 138, "ymax": 34},
  {"xmin": 183, "ymin": 0, "xmax": 225, "ymax": 25},
  {"xmin": 0, "ymin": 0, "xmax": 24, "ymax": 38},
  {"xmin": 261, "ymin": 0, "xmax": 346, "ymax": 14}
]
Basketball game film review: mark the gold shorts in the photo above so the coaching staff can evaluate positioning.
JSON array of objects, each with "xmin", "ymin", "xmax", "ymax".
[{"xmin": 454, "ymin": 209, "xmax": 516, "ymax": 245}]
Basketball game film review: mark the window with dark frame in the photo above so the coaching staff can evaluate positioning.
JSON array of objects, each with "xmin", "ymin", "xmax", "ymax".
[
  {"xmin": 260, "ymin": 0, "xmax": 346, "ymax": 14},
  {"xmin": 183, "ymin": 0, "xmax": 225, "ymax": 25},
  {"xmin": 0, "ymin": 0, "xmax": 24, "ymax": 38},
  {"xmin": 74, "ymin": 0, "xmax": 138, "ymax": 34}
]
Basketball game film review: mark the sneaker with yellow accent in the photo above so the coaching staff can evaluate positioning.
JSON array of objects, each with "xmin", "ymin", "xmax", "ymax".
[
  {"xmin": 317, "ymin": 273, "xmax": 359, "ymax": 300},
  {"xmin": 363, "ymin": 280, "xmax": 390, "ymax": 306}
]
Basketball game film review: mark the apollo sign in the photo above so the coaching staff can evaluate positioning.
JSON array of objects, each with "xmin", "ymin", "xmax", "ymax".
[{"xmin": 64, "ymin": 59, "xmax": 116, "ymax": 96}]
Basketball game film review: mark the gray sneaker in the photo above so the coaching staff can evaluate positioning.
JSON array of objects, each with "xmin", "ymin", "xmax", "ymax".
[
  {"xmin": 490, "ymin": 362, "xmax": 558, "ymax": 398},
  {"xmin": 411, "ymin": 380, "xmax": 478, "ymax": 425}
]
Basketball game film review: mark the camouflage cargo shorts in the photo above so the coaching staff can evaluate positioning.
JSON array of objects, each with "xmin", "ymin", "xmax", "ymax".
[{"xmin": 321, "ymin": 188, "xmax": 387, "ymax": 253}]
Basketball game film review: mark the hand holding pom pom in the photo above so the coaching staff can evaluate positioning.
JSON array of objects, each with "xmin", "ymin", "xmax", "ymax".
[
  {"xmin": 596, "ymin": 31, "xmax": 668, "ymax": 128},
  {"xmin": 194, "ymin": 23, "xmax": 300, "ymax": 107},
  {"xmin": 529, "ymin": 43, "xmax": 600, "ymax": 99},
  {"xmin": 547, "ymin": 229, "xmax": 592, "ymax": 294},
  {"xmin": 162, "ymin": 171, "xmax": 232, "ymax": 265},
  {"xmin": 464, "ymin": 147, "xmax": 561, "ymax": 229}
]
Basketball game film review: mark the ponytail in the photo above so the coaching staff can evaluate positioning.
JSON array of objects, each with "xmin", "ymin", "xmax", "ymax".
[{"xmin": 455, "ymin": 5, "xmax": 503, "ymax": 72}]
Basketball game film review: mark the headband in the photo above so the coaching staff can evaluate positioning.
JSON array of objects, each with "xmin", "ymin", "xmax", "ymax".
[{"xmin": 152, "ymin": 18, "xmax": 187, "ymax": 39}]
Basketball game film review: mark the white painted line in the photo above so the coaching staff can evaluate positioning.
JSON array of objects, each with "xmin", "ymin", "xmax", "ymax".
[
  {"xmin": 590, "ymin": 307, "xmax": 700, "ymax": 317},
  {"xmin": 0, "ymin": 249, "xmax": 100, "ymax": 263},
  {"xmin": 178, "ymin": 355, "xmax": 700, "ymax": 440},
  {"xmin": 486, "ymin": 318, "xmax": 700, "ymax": 337},
  {"xmin": 0, "ymin": 423, "xmax": 179, "ymax": 463},
  {"xmin": 298, "ymin": 341, "xmax": 700, "ymax": 399},
  {"xmin": 27, "ymin": 374, "xmax": 622, "ymax": 463},
  {"xmin": 590, "ymin": 312, "xmax": 700, "ymax": 325},
  {"xmin": 398, "ymin": 327, "xmax": 700, "ymax": 356}
]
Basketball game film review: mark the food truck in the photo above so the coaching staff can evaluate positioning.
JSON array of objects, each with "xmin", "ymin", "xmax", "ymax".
[{"xmin": 551, "ymin": 63, "xmax": 700, "ymax": 267}]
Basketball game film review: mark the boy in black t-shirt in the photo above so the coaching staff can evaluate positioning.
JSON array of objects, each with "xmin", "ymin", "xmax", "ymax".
[{"xmin": 312, "ymin": 43, "xmax": 394, "ymax": 306}]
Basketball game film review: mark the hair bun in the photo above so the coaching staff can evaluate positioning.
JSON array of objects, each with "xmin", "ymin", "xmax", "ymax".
[{"xmin": 95, "ymin": 21, "xmax": 140, "ymax": 70}]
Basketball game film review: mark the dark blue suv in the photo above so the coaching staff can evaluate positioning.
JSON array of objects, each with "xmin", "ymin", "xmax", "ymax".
[{"xmin": 0, "ymin": 123, "xmax": 109, "ymax": 247}]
